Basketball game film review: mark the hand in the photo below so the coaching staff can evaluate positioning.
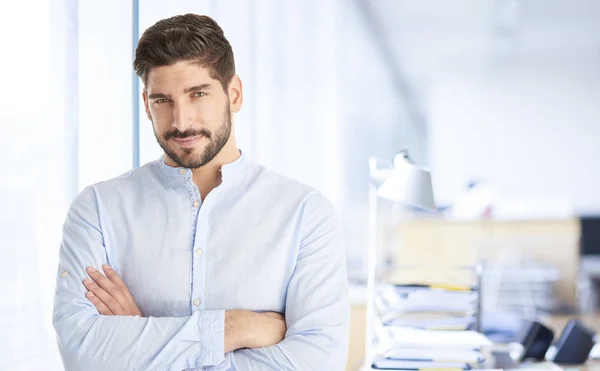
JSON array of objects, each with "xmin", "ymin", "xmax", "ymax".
[
  {"xmin": 224, "ymin": 310, "xmax": 286, "ymax": 352},
  {"xmin": 83, "ymin": 264, "xmax": 143, "ymax": 317}
]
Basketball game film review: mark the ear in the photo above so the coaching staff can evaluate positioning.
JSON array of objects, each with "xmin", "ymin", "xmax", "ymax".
[
  {"xmin": 142, "ymin": 89, "xmax": 152, "ymax": 121},
  {"xmin": 228, "ymin": 75, "xmax": 243, "ymax": 113}
]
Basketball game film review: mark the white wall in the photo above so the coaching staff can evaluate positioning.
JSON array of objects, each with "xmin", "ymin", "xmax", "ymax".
[{"xmin": 428, "ymin": 61, "xmax": 600, "ymax": 214}]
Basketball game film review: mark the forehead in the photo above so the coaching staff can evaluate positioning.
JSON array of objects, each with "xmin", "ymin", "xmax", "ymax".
[{"xmin": 146, "ymin": 61, "xmax": 216, "ymax": 92}]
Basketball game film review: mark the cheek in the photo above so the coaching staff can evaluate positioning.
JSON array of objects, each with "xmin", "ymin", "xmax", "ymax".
[
  {"xmin": 149, "ymin": 107, "xmax": 172, "ymax": 126},
  {"xmin": 198, "ymin": 95, "xmax": 228, "ymax": 119},
  {"xmin": 191, "ymin": 103, "xmax": 214, "ymax": 122}
]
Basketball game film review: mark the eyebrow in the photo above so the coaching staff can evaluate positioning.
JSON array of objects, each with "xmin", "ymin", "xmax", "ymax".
[
  {"xmin": 184, "ymin": 84, "xmax": 212, "ymax": 93},
  {"xmin": 148, "ymin": 84, "xmax": 212, "ymax": 100}
]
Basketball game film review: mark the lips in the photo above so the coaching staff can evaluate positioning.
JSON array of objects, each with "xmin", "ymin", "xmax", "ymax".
[{"xmin": 172, "ymin": 135, "xmax": 203, "ymax": 148}]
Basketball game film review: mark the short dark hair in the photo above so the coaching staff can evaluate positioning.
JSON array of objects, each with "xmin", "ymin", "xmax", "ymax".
[{"xmin": 133, "ymin": 14, "xmax": 235, "ymax": 90}]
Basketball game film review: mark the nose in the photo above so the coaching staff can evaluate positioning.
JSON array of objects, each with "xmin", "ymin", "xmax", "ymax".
[{"xmin": 172, "ymin": 101, "xmax": 194, "ymax": 132}]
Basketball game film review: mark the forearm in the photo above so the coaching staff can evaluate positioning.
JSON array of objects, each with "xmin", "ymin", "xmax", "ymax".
[
  {"xmin": 54, "ymin": 309, "xmax": 225, "ymax": 371},
  {"xmin": 225, "ymin": 310, "xmax": 249, "ymax": 353}
]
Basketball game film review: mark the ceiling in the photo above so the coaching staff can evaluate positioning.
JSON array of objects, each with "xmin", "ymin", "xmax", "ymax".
[{"xmin": 367, "ymin": 0, "xmax": 600, "ymax": 78}]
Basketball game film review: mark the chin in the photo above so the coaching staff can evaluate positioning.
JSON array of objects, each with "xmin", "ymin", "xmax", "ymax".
[{"xmin": 169, "ymin": 143, "xmax": 198, "ymax": 156}]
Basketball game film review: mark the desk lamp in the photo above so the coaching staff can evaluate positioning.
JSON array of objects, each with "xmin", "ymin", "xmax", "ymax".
[{"xmin": 365, "ymin": 150, "xmax": 436, "ymax": 367}]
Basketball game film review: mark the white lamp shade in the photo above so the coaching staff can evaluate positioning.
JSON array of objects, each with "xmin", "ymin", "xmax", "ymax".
[{"xmin": 376, "ymin": 161, "xmax": 436, "ymax": 211}]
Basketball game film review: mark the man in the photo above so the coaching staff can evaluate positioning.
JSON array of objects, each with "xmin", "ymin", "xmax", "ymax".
[{"xmin": 53, "ymin": 13, "xmax": 349, "ymax": 371}]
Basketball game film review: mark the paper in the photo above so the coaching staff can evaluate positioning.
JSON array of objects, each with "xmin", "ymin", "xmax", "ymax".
[
  {"xmin": 378, "ymin": 285, "xmax": 478, "ymax": 314},
  {"xmin": 381, "ymin": 314, "xmax": 475, "ymax": 330},
  {"xmin": 384, "ymin": 327, "xmax": 492, "ymax": 350},
  {"xmin": 372, "ymin": 358, "xmax": 470, "ymax": 370},
  {"xmin": 383, "ymin": 348, "xmax": 484, "ymax": 363}
]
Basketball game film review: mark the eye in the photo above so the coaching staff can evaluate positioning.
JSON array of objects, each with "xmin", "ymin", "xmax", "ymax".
[
  {"xmin": 192, "ymin": 91, "xmax": 207, "ymax": 98},
  {"xmin": 154, "ymin": 98, "xmax": 170, "ymax": 104}
]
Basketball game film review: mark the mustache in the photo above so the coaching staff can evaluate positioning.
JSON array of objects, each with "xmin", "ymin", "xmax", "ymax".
[{"xmin": 163, "ymin": 128, "xmax": 211, "ymax": 140}]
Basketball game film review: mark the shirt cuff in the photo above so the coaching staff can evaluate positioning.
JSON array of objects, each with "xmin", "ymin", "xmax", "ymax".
[{"xmin": 198, "ymin": 309, "xmax": 226, "ymax": 366}]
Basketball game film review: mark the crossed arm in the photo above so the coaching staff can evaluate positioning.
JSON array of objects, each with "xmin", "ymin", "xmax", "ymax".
[
  {"xmin": 81, "ymin": 264, "xmax": 286, "ymax": 353},
  {"xmin": 53, "ymin": 187, "xmax": 350, "ymax": 371}
]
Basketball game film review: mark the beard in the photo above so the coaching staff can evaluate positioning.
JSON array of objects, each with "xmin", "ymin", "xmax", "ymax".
[{"xmin": 153, "ymin": 103, "xmax": 232, "ymax": 169}]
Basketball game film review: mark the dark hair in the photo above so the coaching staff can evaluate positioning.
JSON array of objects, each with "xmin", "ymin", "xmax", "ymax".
[{"xmin": 133, "ymin": 14, "xmax": 235, "ymax": 90}]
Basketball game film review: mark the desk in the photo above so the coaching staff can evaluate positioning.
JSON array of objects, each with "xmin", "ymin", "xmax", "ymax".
[
  {"xmin": 347, "ymin": 305, "xmax": 366, "ymax": 371},
  {"xmin": 346, "ymin": 304, "xmax": 600, "ymax": 371}
]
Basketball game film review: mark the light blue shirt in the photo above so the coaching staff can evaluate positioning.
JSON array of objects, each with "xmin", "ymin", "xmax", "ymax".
[{"xmin": 53, "ymin": 153, "xmax": 349, "ymax": 371}]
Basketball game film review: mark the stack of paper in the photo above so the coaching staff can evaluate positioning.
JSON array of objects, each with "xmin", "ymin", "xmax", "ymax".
[
  {"xmin": 376, "ymin": 285, "xmax": 479, "ymax": 330},
  {"xmin": 372, "ymin": 327, "xmax": 492, "ymax": 370},
  {"xmin": 377, "ymin": 285, "xmax": 478, "ymax": 314},
  {"xmin": 371, "ymin": 284, "xmax": 491, "ymax": 370},
  {"xmin": 372, "ymin": 358, "xmax": 471, "ymax": 370},
  {"xmin": 381, "ymin": 315, "xmax": 475, "ymax": 330},
  {"xmin": 382, "ymin": 327, "xmax": 492, "ymax": 349},
  {"xmin": 383, "ymin": 348, "xmax": 484, "ymax": 363}
]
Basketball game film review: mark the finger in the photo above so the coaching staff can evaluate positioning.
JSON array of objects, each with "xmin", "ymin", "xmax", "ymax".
[
  {"xmin": 86, "ymin": 291, "xmax": 113, "ymax": 315},
  {"xmin": 83, "ymin": 278, "xmax": 124, "ymax": 314},
  {"xmin": 102, "ymin": 265, "xmax": 134, "ymax": 299},
  {"xmin": 87, "ymin": 266, "xmax": 126, "ymax": 303},
  {"xmin": 102, "ymin": 264, "xmax": 134, "ymax": 306}
]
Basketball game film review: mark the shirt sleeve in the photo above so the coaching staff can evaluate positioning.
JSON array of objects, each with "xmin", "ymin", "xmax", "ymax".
[
  {"xmin": 53, "ymin": 186, "xmax": 226, "ymax": 371},
  {"xmin": 229, "ymin": 191, "xmax": 350, "ymax": 370}
]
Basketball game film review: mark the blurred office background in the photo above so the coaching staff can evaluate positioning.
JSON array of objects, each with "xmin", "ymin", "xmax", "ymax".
[{"xmin": 1, "ymin": 0, "xmax": 600, "ymax": 369}]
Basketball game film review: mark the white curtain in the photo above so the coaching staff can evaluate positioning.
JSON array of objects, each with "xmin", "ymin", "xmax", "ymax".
[{"xmin": 0, "ymin": 0, "xmax": 73, "ymax": 369}]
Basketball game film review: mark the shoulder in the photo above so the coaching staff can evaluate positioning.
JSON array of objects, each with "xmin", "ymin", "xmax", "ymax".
[
  {"xmin": 94, "ymin": 160, "xmax": 159, "ymax": 190},
  {"xmin": 71, "ymin": 160, "xmax": 161, "ymax": 210},
  {"xmin": 248, "ymin": 162, "xmax": 337, "ymax": 219},
  {"xmin": 250, "ymin": 163, "xmax": 332, "ymax": 205}
]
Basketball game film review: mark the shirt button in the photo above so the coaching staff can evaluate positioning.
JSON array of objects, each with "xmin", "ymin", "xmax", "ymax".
[
  {"xmin": 193, "ymin": 200, "xmax": 200, "ymax": 208},
  {"xmin": 193, "ymin": 298, "xmax": 201, "ymax": 306},
  {"xmin": 195, "ymin": 248, "xmax": 203, "ymax": 256},
  {"xmin": 179, "ymin": 168, "xmax": 186, "ymax": 175},
  {"xmin": 61, "ymin": 271, "xmax": 69, "ymax": 278}
]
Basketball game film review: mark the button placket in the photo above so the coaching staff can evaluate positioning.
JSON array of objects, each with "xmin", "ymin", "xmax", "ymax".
[
  {"xmin": 186, "ymin": 178, "xmax": 204, "ymax": 311},
  {"xmin": 189, "ymin": 179, "xmax": 208, "ymax": 311}
]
